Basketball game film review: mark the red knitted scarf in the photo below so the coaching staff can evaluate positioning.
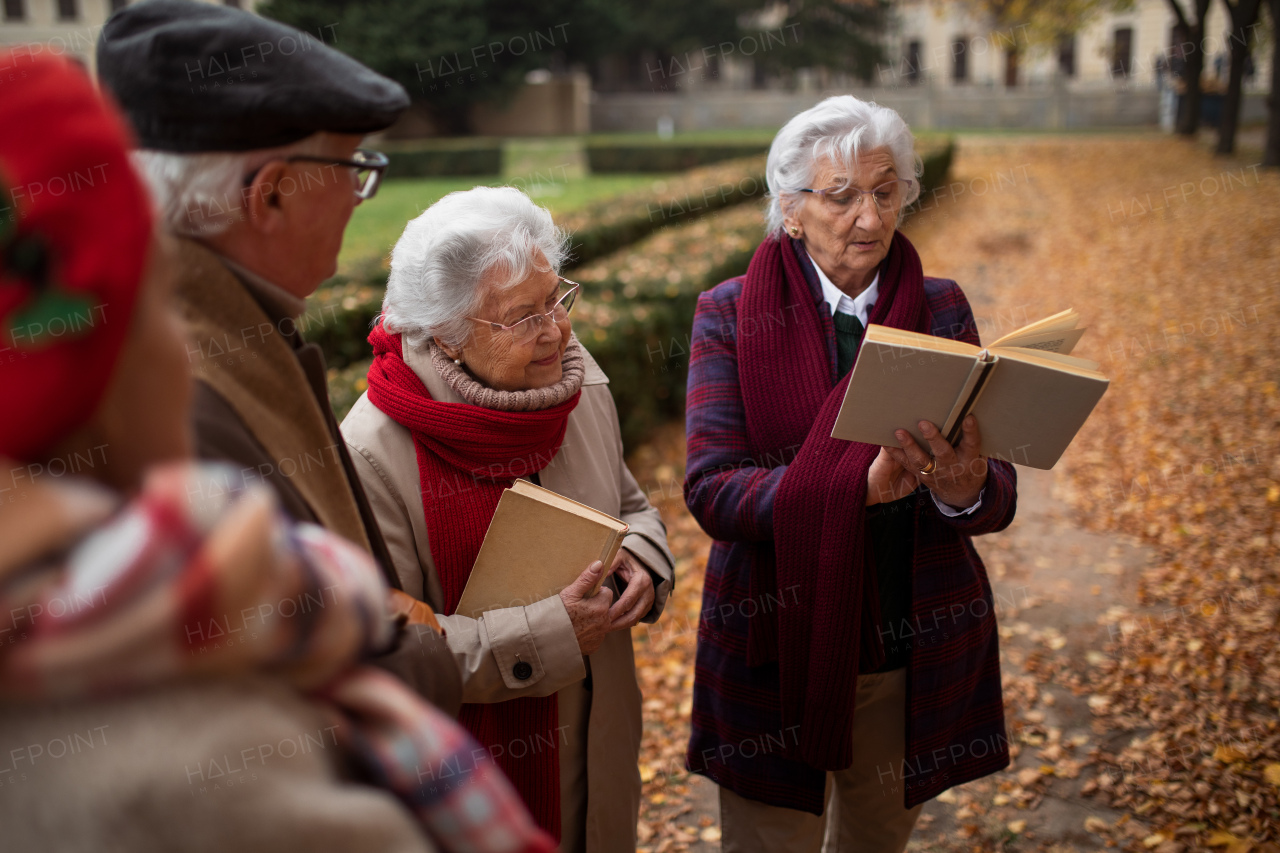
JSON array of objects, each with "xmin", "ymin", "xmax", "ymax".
[
  {"xmin": 365, "ymin": 323, "xmax": 580, "ymax": 840},
  {"xmin": 737, "ymin": 233, "xmax": 930, "ymax": 770}
]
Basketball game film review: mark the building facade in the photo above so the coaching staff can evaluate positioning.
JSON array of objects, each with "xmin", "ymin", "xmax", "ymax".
[
  {"xmin": 881, "ymin": 0, "xmax": 1270, "ymax": 94},
  {"xmin": 0, "ymin": 0, "xmax": 260, "ymax": 71}
]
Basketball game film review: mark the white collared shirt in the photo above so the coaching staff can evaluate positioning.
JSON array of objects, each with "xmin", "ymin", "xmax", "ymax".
[
  {"xmin": 808, "ymin": 253, "xmax": 983, "ymax": 517},
  {"xmin": 814, "ymin": 262, "xmax": 880, "ymax": 326}
]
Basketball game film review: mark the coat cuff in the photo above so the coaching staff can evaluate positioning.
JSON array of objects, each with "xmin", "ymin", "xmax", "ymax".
[{"xmin": 485, "ymin": 595, "xmax": 585, "ymax": 691}]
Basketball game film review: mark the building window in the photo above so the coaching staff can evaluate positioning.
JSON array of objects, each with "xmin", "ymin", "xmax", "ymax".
[
  {"xmin": 904, "ymin": 40, "xmax": 921, "ymax": 85},
  {"xmin": 1058, "ymin": 35, "xmax": 1076, "ymax": 77},
  {"xmin": 57, "ymin": 0, "xmax": 77, "ymax": 20},
  {"xmin": 953, "ymin": 36, "xmax": 969, "ymax": 83},
  {"xmin": 1112, "ymin": 27, "xmax": 1134, "ymax": 77},
  {"xmin": 109, "ymin": 0, "xmax": 128, "ymax": 12},
  {"xmin": 4, "ymin": 0, "xmax": 25, "ymax": 21}
]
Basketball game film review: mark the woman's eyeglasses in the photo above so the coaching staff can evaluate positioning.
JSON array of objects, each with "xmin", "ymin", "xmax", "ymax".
[
  {"xmin": 798, "ymin": 178, "xmax": 914, "ymax": 213},
  {"xmin": 468, "ymin": 277, "xmax": 580, "ymax": 346}
]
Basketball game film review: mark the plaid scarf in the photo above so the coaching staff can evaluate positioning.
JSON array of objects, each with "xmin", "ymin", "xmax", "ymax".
[{"xmin": 0, "ymin": 461, "xmax": 554, "ymax": 853}]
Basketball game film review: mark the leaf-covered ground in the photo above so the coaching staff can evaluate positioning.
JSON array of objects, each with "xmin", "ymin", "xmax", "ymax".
[{"xmin": 622, "ymin": 133, "xmax": 1279, "ymax": 853}]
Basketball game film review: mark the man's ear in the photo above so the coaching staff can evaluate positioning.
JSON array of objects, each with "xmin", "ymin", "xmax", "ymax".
[{"xmin": 242, "ymin": 160, "xmax": 289, "ymax": 233}]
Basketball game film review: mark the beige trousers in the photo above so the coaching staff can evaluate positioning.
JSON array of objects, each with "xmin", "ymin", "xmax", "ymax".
[{"xmin": 718, "ymin": 669, "xmax": 924, "ymax": 853}]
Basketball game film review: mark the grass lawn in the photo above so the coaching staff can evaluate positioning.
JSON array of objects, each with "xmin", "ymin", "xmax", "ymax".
[{"xmin": 339, "ymin": 172, "xmax": 674, "ymax": 271}]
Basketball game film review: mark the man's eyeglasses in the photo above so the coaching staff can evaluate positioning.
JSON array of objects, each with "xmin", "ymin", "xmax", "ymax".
[
  {"xmin": 798, "ymin": 178, "xmax": 914, "ymax": 214},
  {"xmin": 468, "ymin": 277, "xmax": 580, "ymax": 346},
  {"xmin": 242, "ymin": 148, "xmax": 390, "ymax": 200}
]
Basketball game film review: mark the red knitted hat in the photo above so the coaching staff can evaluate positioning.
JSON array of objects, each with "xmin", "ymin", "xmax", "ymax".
[{"xmin": 0, "ymin": 51, "xmax": 153, "ymax": 462}]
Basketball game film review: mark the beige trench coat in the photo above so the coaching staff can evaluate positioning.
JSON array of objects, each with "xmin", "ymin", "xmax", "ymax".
[{"xmin": 341, "ymin": 339, "xmax": 676, "ymax": 853}]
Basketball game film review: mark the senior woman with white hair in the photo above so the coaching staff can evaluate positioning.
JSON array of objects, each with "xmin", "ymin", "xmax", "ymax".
[
  {"xmin": 341, "ymin": 186, "xmax": 676, "ymax": 852},
  {"xmin": 682, "ymin": 95, "xmax": 1019, "ymax": 852}
]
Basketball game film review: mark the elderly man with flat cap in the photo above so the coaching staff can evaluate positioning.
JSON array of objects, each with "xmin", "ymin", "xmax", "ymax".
[{"xmin": 97, "ymin": 0, "xmax": 462, "ymax": 715}]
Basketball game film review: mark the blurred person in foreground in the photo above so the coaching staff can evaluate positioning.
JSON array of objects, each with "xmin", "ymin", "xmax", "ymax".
[
  {"xmin": 683, "ymin": 95, "xmax": 1019, "ymax": 852},
  {"xmin": 0, "ymin": 52, "xmax": 553, "ymax": 853},
  {"xmin": 94, "ymin": 0, "xmax": 460, "ymax": 713},
  {"xmin": 340, "ymin": 186, "xmax": 676, "ymax": 851}
]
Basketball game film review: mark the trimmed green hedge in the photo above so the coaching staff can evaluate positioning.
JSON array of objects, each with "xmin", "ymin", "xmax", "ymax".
[
  {"xmin": 382, "ymin": 139, "xmax": 503, "ymax": 178},
  {"xmin": 305, "ymin": 268, "xmax": 387, "ymax": 372},
  {"xmin": 586, "ymin": 142, "xmax": 769, "ymax": 173},
  {"xmin": 328, "ymin": 358, "xmax": 373, "ymax": 423},
  {"xmin": 559, "ymin": 155, "xmax": 766, "ymax": 268},
  {"xmin": 573, "ymin": 201, "xmax": 766, "ymax": 446},
  {"xmin": 914, "ymin": 138, "xmax": 956, "ymax": 213}
]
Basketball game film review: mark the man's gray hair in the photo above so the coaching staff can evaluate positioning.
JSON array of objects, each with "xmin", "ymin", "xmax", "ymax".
[
  {"xmin": 764, "ymin": 95, "xmax": 922, "ymax": 236},
  {"xmin": 131, "ymin": 135, "xmax": 327, "ymax": 238},
  {"xmin": 382, "ymin": 186, "xmax": 571, "ymax": 350}
]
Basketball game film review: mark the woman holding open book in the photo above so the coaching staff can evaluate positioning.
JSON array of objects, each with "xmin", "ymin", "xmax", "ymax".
[
  {"xmin": 341, "ymin": 186, "xmax": 676, "ymax": 852},
  {"xmin": 683, "ymin": 95, "xmax": 1020, "ymax": 852}
]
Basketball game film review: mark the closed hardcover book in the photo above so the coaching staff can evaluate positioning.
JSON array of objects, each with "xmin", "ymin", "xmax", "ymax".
[
  {"xmin": 454, "ymin": 479, "xmax": 629, "ymax": 619},
  {"xmin": 830, "ymin": 308, "xmax": 1110, "ymax": 470}
]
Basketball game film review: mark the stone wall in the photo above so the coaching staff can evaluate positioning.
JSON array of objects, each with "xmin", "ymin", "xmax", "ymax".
[{"xmin": 590, "ymin": 86, "xmax": 1270, "ymax": 133}]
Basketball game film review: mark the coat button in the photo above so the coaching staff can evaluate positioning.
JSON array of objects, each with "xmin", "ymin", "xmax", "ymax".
[{"xmin": 513, "ymin": 661, "xmax": 533, "ymax": 681}]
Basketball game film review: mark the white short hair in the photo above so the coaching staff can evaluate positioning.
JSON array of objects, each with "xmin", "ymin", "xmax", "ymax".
[
  {"xmin": 382, "ymin": 186, "xmax": 570, "ymax": 350},
  {"xmin": 765, "ymin": 95, "xmax": 922, "ymax": 236},
  {"xmin": 131, "ymin": 134, "xmax": 327, "ymax": 238}
]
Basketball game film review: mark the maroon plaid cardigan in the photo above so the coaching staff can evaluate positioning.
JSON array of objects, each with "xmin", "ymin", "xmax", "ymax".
[{"xmin": 683, "ymin": 237, "xmax": 1016, "ymax": 813}]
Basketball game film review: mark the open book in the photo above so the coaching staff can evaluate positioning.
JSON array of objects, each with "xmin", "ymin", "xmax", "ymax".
[
  {"xmin": 454, "ymin": 479, "xmax": 629, "ymax": 619},
  {"xmin": 831, "ymin": 309, "xmax": 1109, "ymax": 470}
]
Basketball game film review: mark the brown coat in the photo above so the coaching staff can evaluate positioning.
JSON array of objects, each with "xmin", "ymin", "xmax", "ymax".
[
  {"xmin": 341, "ymin": 337, "xmax": 676, "ymax": 853},
  {"xmin": 172, "ymin": 238, "xmax": 462, "ymax": 717}
]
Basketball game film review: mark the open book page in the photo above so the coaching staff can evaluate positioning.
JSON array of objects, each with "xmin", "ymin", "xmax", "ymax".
[
  {"xmin": 989, "ymin": 308, "xmax": 1079, "ymax": 346},
  {"xmin": 991, "ymin": 347, "xmax": 1105, "ymax": 376},
  {"xmin": 991, "ymin": 326, "xmax": 1086, "ymax": 354}
]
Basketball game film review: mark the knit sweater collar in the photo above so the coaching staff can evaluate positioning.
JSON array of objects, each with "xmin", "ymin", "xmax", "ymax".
[{"xmin": 410, "ymin": 334, "xmax": 586, "ymax": 412}]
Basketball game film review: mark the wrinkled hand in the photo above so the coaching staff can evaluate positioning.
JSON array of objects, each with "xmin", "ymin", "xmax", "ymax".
[
  {"xmin": 885, "ymin": 415, "xmax": 988, "ymax": 510},
  {"xmin": 866, "ymin": 446, "xmax": 920, "ymax": 506},
  {"xmin": 608, "ymin": 549, "xmax": 655, "ymax": 632},
  {"xmin": 559, "ymin": 561, "xmax": 614, "ymax": 656}
]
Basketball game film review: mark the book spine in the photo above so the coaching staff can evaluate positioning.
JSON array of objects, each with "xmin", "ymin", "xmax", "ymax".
[{"xmin": 944, "ymin": 351, "xmax": 998, "ymax": 445}]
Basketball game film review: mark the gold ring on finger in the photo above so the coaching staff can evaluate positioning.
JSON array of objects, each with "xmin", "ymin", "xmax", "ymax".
[{"xmin": 919, "ymin": 458, "xmax": 937, "ymax": 476}]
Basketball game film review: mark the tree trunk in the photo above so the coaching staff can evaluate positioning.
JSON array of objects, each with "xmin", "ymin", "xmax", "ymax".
[
  {"xmin": 1176, "ymin": 38, "xmax": 1206, "ymax": 134},
  {"xmin": 1217, "ymin": 0, "xmax": 1263, "ymax": 155},
  {"xmin": 1266, "ymin": 0, "xmax": 1280, "ymax": 165},
  {"xmin": 1173, "ymin": 0, "xmax": 1213, "ymax": 136}
]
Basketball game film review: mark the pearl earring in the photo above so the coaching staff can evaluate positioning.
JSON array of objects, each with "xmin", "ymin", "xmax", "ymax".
[{"xmin": 454, "ymin": 357, "xmax": 462, "ymax": 366}]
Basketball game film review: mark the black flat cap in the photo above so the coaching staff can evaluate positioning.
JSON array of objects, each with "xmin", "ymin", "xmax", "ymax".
[{"xmin": 96, "ymin": 0, "xmax": 409, "ymax": 152}]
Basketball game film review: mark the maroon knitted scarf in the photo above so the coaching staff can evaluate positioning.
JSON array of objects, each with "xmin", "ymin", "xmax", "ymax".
[
  {"xmin": 365, "ymin": 322, "xmax": 580, "ymax": 841},
  {"xmin": 737, "ymin": 232, "xmax": 930, "ymax": 770}
]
